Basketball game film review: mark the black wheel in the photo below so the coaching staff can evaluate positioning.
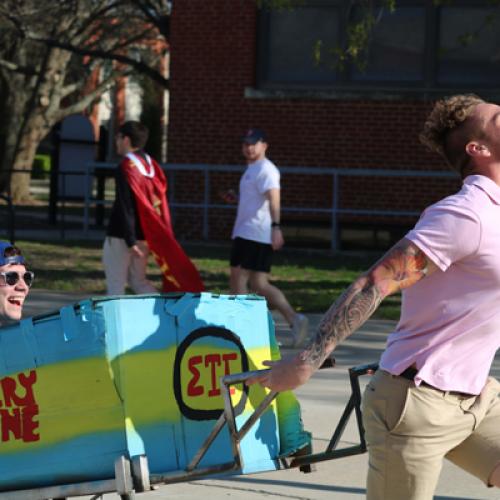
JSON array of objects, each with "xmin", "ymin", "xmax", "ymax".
[{"xmin": 120, "ymin": 494, "xmax": 135, "ymax": 500}]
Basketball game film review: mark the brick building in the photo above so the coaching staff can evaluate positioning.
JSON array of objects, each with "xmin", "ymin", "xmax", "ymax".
[{"xmin": 167, "ymin": 1, "xmax": 500, "ymax": 249}]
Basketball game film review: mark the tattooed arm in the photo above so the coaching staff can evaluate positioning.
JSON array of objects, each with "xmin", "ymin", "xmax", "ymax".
[{"xmin": 247, "ymin": 238, "xmax": 437, "ymax": 392}]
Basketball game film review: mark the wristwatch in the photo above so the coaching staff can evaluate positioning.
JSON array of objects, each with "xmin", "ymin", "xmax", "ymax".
[{"xmin": 271, "ymin": 222, "xmax": 280, "ymax": 228}]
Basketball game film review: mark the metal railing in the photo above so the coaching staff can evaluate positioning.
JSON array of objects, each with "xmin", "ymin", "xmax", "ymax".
[
  {"xmin": 4, "ymin": 167, "xmax": 97, "ymax": 242},
  {"xmin": 83, "ymin": 162, "xmax": 458, "ymax": 250}
]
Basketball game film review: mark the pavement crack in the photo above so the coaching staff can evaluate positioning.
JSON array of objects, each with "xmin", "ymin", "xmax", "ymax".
[{"xmin": 186, "ymin": 481, "xmax": 313, "ymax": 499}]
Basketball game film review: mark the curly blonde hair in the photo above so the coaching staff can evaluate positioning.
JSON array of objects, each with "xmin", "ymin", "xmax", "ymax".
[{"xmin": 419, "ymin": 94, "xmax": 485, "ymax": 174}]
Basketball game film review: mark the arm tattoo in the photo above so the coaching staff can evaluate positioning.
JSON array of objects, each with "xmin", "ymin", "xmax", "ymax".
[{"xmin": 299, "ymin": 241, "xmax": 430, "ymax": 369}]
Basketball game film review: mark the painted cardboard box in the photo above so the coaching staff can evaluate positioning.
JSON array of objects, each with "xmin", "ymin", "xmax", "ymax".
[{"xmin": 0, "ymin": 293, "xmax": 309, "ymax": 492}]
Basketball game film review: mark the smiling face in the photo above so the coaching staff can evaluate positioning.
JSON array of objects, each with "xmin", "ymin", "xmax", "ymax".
[{"xmin": 0, "ymin": 263, "xmax": 29, "ymax": 323}]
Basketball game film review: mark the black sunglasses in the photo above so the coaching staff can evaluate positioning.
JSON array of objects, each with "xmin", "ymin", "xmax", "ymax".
[{"xmin": 0, "ymin": 271, "xmax": 34, "ymax": 288}]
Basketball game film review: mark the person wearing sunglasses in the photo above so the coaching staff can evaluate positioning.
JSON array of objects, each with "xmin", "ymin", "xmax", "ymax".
[{"xmin": 0, "ymin": 241, "xmax": 33, "ymax": 325}]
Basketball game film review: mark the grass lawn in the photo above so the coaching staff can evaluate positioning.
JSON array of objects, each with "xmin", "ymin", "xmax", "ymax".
[{"xmin": 19, "ymin": 239, "xmax": 401, "ymax": 321}]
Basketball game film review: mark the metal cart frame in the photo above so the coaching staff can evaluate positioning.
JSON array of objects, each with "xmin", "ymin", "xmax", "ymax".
[{"xmin": 0, "ymin": 362, "xmax": 378, "ymax": 500}]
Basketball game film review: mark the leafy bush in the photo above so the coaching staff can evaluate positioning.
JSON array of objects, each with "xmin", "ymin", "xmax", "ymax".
[{"xmin": 32, "ymin": 154, "xmax": 51, "ymax": 179}]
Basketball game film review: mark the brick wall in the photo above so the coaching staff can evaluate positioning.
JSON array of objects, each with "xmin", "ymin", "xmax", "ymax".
[{"xmin": 167, "ymin": 1, "xmax": 457, "ymax": 245}]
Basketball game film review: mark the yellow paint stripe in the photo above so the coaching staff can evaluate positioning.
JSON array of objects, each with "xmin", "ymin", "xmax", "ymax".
[{"xmin": 0, "ymin": 344, "xmax": 276, "ymax": 454}]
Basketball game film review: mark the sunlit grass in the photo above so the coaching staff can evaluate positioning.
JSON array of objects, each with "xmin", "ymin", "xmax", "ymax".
[{"xmin": 19, "ymin": 240, "xmax": 401, "ymax": 320}]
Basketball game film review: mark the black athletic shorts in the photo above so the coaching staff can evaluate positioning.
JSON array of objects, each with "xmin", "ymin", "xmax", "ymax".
[{"xmin": 230, "ymin": 237, "xmax": 273, "ymax": 273}]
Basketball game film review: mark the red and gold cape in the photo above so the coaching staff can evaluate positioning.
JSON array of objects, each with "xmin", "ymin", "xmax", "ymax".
[{"xmin": 122, "ymin": 153, "xmax": 204, "ymax": 293}]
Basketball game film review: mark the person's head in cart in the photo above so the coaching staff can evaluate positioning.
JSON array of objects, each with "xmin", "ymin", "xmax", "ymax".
[{"xmin": 0, "ymin": 241, "xmax": 33, "ymax": 324}]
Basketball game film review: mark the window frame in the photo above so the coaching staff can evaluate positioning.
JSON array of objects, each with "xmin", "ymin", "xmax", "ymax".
[{"xmin": 255, "ymin": 0, "xmax": 500, "ymax": 95}]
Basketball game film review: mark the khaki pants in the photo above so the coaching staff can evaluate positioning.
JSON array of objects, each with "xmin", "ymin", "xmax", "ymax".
[
  {"xmin": 102, "ymin": 237, "xmax": 157, "ymax": 295},
  {"xmin": 362, "ymin": 369, "xmax": 500, "ymax": 500}
]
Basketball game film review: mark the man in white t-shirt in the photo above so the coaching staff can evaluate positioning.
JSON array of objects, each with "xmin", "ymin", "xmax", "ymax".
[{"xmin": 226, "ymin": 128, "xmax": 308, "ymax": 347}]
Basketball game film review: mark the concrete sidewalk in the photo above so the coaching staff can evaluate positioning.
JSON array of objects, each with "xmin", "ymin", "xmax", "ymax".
[{"xmin": 20, "ymin": 291, "xmax": 500, "ymax": 499}]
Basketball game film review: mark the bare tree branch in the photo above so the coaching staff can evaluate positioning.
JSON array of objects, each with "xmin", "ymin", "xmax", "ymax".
[
  {"xmin": 22, "ymin": 33, "xmax": 168, "ymax": 87},
  {"xmin": 0, "ymin": 0, "xmax": 170, "ymax": 201},
  {"xmin": 64, "ymin": 1, "xmax": 124, "ymax": 41},
  {"xmin": 57, "ymin": 67, "xmax": 133, "ymax": 120},
  {"xmin": 82, "ymin": 27, "xmax": 154, "ymax": 55},
  {"xmin": 0, "ymin": 57, "xmax": 38, "ymax": 76},
  {"xmin": 129, "ymin": 0, "xmax": 170, "ymax": 37},
  {"xmin": 60, "ymin": 82, "xmax": 80, "ymax": 99}
]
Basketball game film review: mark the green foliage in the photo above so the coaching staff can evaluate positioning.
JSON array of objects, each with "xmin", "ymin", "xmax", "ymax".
[
  {"xmin": 313, "ymin": 40, "xmax": 323, "ymax": 66},
  {"xmin": 345, "ymin": 12, "xmax": 376, "ymax": 70},
  {"xmin": 457, "ymin": 32, "xmax": 476, "ymax": 47},
  {"xmin": 31, "ymin": 154, "xmax": 51, "ymax": 179},
  {"xmin": 309, "ymin": 0, "xmax": 500, "ymax": 76},
  {"xmin": 255, "ymin": 0, "xmax": 303, "ymax": 9},
  {"xmin": 432, "ymin": 0, "xmax": 454, "ymax": 5},
  {"xmin": 312, "ymin": 0, "xmax": 399, "ymax": 72}
]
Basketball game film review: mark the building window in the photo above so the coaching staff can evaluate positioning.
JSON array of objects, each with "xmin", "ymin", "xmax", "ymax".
[
  {"xmin": 438, "ymin": 7, "xmax": 500, "ymax": 85},
  {"xmin": 350, "ymin": 6, "xmax": 425, "ymax": 83},
  {"xmin": 257, "ymin": 0, "xmax": 500, "ymax": 91},
  {"xmin": 266, "ymin": 5, "xmax": 341, "ymax": 83}
]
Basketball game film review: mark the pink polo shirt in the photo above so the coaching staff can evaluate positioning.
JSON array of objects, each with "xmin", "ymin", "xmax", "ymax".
[{"xmin": 380, "ymin": 175, "xmax": 500, "ymax": 395}]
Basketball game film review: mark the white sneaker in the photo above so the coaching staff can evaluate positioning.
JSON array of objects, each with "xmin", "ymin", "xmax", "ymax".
[{"xmin": 291, "ymin": 313, "xmax": 309, "ymax": 348}]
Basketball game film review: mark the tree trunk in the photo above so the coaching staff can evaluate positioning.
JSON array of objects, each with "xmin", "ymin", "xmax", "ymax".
[
  {"xmin": 10, "ymin": 123, "xmax": 47, "ymax": 203},
  {"xmin": 0, "ymin": 1, "xmax": 169, "ymax": 202},
  {"xmin": 0, "ymin": 74, "xmax": 30, "ymax": 197},
  {"xmin": 3, "ymin": 47, "xmax": 71, "ymax": 203}
]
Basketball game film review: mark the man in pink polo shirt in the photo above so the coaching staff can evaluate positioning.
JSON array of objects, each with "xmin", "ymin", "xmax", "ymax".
[{"xmin": 248, "ymin": 94, "xmax": 500, "ymax": 499}]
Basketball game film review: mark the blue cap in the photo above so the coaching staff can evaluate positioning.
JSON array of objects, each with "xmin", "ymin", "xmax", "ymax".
[
  {"xmin": 242, "ymin": 128, "xmax": 267, "ymax": 144},
  {"xmin": 0, "ymin": 241, "xmax": 25, "ymax": 266}
]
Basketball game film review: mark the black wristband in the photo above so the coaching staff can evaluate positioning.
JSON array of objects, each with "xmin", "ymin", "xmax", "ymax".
[{"xmin": 271, "ymin": 222, "xmax": 280, "ymax": 228}]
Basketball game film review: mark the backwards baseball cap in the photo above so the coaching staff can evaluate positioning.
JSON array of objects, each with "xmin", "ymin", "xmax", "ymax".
[
  {"xmin": 242, "ymin": 128, "xmax": 267, "ymax": 144},
  {"xmin": 0, "ymin": 241, "xmax": 25, "ymax": 267}
]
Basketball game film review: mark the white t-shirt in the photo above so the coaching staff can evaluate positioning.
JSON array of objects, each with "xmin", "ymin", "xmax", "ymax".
[{"xmin": 231, "ymin": 157, "xmax": 280, "ymax": 244}]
